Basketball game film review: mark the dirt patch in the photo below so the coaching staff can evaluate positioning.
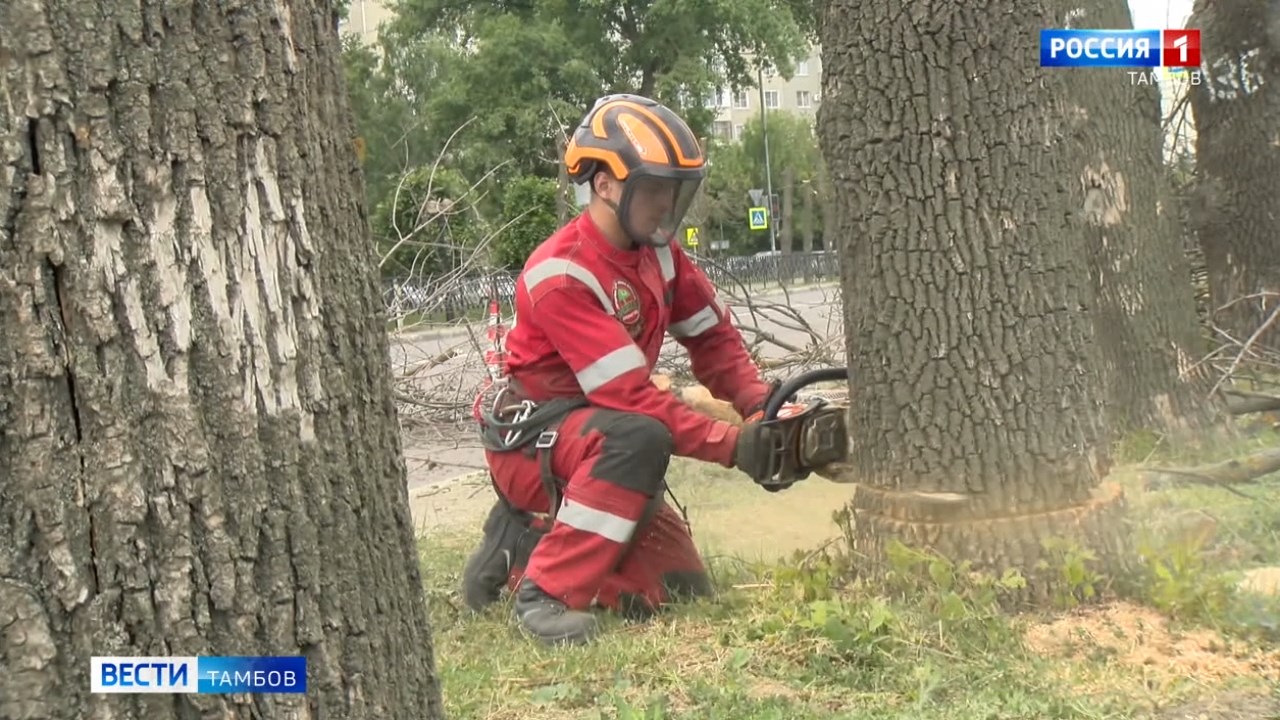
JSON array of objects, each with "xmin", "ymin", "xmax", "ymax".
[
  {"xmin": 1153, "ymin": 688, "xmax": 1280, "ymax": 720},
  {"xmin": 401, "ymin": 427, "xmax": 488, "ymax": 489},
  {"xmin": 1023, "ymin": 601, "xmax": 1280, "ymax": 686},
  {"xmin": 408, "ymin": 471, "xmax": 495, "ymax": 536}
]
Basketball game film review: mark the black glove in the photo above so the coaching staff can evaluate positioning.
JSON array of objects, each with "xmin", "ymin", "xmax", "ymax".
[{"xmin": 733, "ymin": 422, "xmax": 793, "ymax": 491}]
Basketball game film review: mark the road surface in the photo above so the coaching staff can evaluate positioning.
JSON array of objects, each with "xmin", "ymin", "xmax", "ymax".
[{"xmin": 390, "ymin": 283, "xmax": 845, "ymax": 489}]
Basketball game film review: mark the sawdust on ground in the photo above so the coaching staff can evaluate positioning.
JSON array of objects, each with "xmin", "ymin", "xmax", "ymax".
[
  {"xmin": 1023, "ymin": 601, "xmax": 1280, "ymax": 686},
  {"xmin": 1239, "ymin": 566, "xmax": 1280, "ymax": 596}
]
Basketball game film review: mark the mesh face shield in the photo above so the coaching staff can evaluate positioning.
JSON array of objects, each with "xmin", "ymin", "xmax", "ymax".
[{"xmin": 616, "ymin": 173, "xmax": 702, "ymax": 247}]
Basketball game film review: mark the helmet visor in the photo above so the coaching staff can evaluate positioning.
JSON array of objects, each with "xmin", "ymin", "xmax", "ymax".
[{"xmin": 620, "ymin": 175, "xmax": 702, "ymax": 247}]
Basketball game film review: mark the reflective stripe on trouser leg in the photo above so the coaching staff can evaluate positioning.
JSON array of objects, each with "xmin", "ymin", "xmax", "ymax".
[
  {"xmin": 520, "ymin": 410, "xmax": 674, "ymax": 610},
  {"xmin": 524, "ymin": 478, "xmax": 651, "ymax": 609}
]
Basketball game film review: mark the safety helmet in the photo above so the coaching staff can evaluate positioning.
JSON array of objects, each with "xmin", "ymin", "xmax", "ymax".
[{"xmin": 564, "ymin": 94, "xmax": 706, "ymax": 247}]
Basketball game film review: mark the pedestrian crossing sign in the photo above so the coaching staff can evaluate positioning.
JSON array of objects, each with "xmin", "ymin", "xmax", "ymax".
[
  {"xmin": 685, "ymin": 227, "xmax": 699, "ymax": 247},
  {"xmin": 749, "ymin": 207, "xmax": 768, "ymax": 230}
]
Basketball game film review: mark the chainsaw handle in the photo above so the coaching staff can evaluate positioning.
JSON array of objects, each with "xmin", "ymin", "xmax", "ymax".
[{"xmin": 762, "ymin": 367, "xmax": 848, "ymax": 421}]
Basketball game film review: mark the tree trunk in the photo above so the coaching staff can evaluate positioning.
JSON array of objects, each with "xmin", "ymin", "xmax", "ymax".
[
  {"xmin": 1060, "ymin": 0, "xmax": 1223, "ymax": 435},
  {"xmin": 1187, "ymin": 0, "xmax": 1280, "ymax": 345},
  {"xmin": 780, "ymin": 166, "xmax": 794, "ymax": 254},
  {"xmin": 818, "ymin": 0, "xmax": 1129, "ymax": 602},
  {"xmin": 0, "ymin": 1, "xmax": 446, "ymax": 718},
  {"xmin": 556, "ymin": 135, "xmax": 572, "ymax": 224},
  {"xmin": 815, "ymin": 167, "xmax": 833, "ymax": 253},
  {"xmin": 802, "ymin": 179, "xmax": 816, "ymax": 282},
  {"xmin": 802, "ymin": 180, "xmax": 815, "ymax": 254}
]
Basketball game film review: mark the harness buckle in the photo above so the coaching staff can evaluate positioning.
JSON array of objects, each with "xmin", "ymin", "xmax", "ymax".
[{"xmin": 535, "ymin": 430, "xmax": 558, "ymax": 449}]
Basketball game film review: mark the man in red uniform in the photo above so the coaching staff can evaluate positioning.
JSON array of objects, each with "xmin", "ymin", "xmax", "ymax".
[{"xmin": 464, "ymin": 94, "xmax": 791, "ymax": 645}]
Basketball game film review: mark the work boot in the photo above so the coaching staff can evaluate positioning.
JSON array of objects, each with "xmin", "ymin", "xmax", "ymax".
[
  {"xmin": 513, "ymin": 577, "xmax": 598, "ymax": 646},
  {"xmin": 461, "ymin": 500, "xmax": 545, "ymax": 612}
]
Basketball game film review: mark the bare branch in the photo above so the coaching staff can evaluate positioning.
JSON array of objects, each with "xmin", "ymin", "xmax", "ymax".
[
  {"xmin": 1208, "ymin": 302, "xmax": 1280, "ymax": 397},
  {"xmin": 1221, "ymin": 390, "xmax": 1280, "ymax": 415},
  {"xmin": 1140, "ymin": 447, "xmax": 1280, "ymax": 491}
]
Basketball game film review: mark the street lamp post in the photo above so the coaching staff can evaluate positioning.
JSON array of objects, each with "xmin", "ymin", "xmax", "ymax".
[{"xmin": 756, "ymin": 63, "xmax": 778, "ymax": 253}]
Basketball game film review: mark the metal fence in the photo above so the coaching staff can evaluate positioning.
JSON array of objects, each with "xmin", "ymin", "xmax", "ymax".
[
  {"xmin": 698, "ymin": 251, "xmax": 839, "ymax": 292},
  {"xmin": 383, "ymin": 251, "xmax": 840, "ymax": 320}
]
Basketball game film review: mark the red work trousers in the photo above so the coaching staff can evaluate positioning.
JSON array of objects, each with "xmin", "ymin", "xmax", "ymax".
[{"xmin": 486, "ymin": 407, "xmax": 710, "ymax": 612}]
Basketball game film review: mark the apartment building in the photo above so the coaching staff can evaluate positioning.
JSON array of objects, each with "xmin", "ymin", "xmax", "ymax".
[
  {"xmin": 339, "ymin": 0, "xmax": 395, "ymax": 42},
  {"xmin": 706, "ymin": 46, "xmax": 824, "ymax": 143}
]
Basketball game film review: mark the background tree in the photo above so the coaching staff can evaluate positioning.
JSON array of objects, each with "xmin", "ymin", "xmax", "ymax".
[
  {"xmin": 493, "ymin": 175, "xmax": 562, "ymax": 271},
  {"xmin": 380, "ymin": 13, "xmax": 603, "ymax": 182},
  {"xmin": 701, "ymin": 114, "xmax": 828, "ymax": 256},
  {"xmin": 373, "ymin": 165, "xmax": 493, "ymax": 278},
  {"xmin": 1057, "ymin": 0, "xmax": 1222, "ymax": 436},
  {"xmin": 0, "ymin": 1, "xmax": 444, "ymax": 717},
  {"xmin": 362, "ymin": 0, "xmax": 815, "ymax": 234},
  {"xmin": 819, "ymin": 0, "xmax": 1127, "ymax": 599},
  {"xmin": 740, "ymin": 113, "xmax": 824, "ymax": 254},
  {"xmin": 1187, "ymin": 0, "xmax": 1280, "ymax": 346},
  {"xmin": 341, "ymin": 30, "xmax": 460, "ymax": 217}
]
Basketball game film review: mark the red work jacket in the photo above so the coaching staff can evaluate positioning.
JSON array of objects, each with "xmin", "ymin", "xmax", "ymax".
[{"xmin": 502, "ymin": 212, "xmax": 772, "ymax": 467}]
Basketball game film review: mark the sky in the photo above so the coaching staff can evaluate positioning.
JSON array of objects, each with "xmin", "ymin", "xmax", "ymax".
[{"xmin": 1127, "ymin": 0, "xmax": 1195, "ymax": 28}]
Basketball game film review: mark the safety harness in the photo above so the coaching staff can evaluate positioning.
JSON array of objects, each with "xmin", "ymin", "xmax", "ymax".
[
  {"xmin": 477, "ymin": 385, "xmax": 685, "ymax": 561},
  {"xmin": 478, "ymin": 388, "xmax": 589, "ymax": 523}
]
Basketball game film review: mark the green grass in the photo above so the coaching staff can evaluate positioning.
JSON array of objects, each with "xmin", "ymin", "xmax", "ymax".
[{"xmin": 418, "ymin": 428, "xmax": 1280, "ymax": 720}]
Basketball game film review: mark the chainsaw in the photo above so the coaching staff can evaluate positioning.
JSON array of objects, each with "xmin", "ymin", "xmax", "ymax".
[{"xmin": 752, "ymin": 367, "xmax": 850, "ymax": 492}]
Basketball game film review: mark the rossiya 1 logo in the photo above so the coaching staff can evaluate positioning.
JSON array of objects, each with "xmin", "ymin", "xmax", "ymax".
[{"xmin": 1038, "ymin": 28, "xmax": 1202, "ymax": 86}]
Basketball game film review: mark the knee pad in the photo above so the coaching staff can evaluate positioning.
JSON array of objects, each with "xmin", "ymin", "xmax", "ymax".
[{"xmin": 583, "ymin": 412, "xmax": 674, "ymax": 496}]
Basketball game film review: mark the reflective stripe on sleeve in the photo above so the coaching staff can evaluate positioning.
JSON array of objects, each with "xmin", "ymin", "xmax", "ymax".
[
  {"xmin": 523, "ymin": 258, "xmax": 612, "ymax": 311},
  {"xmin": 556, "ymin": 499, "xmax": 638, "ymax": 544},
  {"xmin": 668, "ymin": 305, "xmax": 720, "ymax": 338},
  {"xmin": 576, "ymin": 344, "xmax": 647, "ymax": 394}
]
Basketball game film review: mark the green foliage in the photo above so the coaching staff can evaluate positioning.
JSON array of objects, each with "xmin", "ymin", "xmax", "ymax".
[
  {"xmin": 493, "ymin": 175, "xmax": 561, "ymax": 271},
  {"xmin": 700, "ymin": 142, "xmax": 760, "ymax": 254},
  {"xmin": 341, "ymin": 32, "xmax": 460, "ymax": 208},
  {"xmin": 1037, "ymin": 537, "xmax": 1103, "ymax": 609},
  {"xmin": 1137, "ymin": 529, "xmax": 1237, "ymax": 623},
  {"xmin": 370, "ymin": 165, "xmax": 488, "ymax": 277},
  {"xmin": 738, "ymin": 112, "xmax": 823, "ymax": 188},
  {"xmin": 392, "ymin": 0, "xmax": 814, "ymax": 98},
  {"xmin": 699, "ymin": 113, "xmax": 829, "ymax": 254},
  {"xmin": 372, "ymin": 0, "xmax": 813, "ymax": 184},
  {"xmin": 345, "ymin": 0, "xmax": 818, "ymax": 266},
  {"xmin": 390, "ymin": 15, "xmax": 601, "ymax": 181}
]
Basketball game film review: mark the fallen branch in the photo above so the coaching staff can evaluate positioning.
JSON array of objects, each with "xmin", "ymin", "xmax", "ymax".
[
  {"xmin": 1221, "ymin": 390, "xmax": 1280, "ymax": 415},
  {"xmin": 1140, "ymin": 447, "xmax": 1280, "ymax": 489},
  {"xmin": 1209, "ymin": 303, "xmax": 1280, "ymax": 397}
]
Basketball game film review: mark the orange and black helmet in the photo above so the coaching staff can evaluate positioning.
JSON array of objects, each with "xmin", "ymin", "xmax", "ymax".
[
  {"xmin": 564, "ymin": 94, "xmax": 706, "ymax": 246},
  {"xmin": 564, "ymin": 94, "xmax": 706, "ymax": 186}
]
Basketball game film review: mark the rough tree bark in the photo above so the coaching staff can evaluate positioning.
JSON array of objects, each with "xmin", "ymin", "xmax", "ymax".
[
  {"xmin": 1187, "ymin": 0, "xmax": 1280, "ymax": 345},
  {"xmin": 1060, "ymin": 0, "xmax": 1222, "ymax": 435},
  {"xmin": 0, "ymin": 1, "xmax": 445, "ymax": 718},
  {"xmin": 818, "ymin": 0, "xmax": 1130, "ymax": 600}
]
